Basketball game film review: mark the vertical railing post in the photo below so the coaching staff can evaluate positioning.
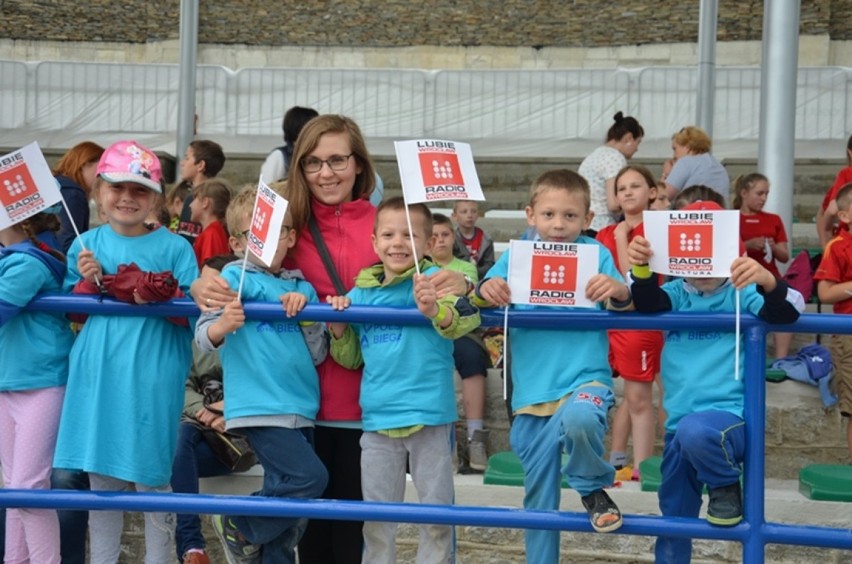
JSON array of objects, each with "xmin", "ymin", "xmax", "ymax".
[{"xmin": 742, "ymin": 323, "xmax": 768, "ymax": 563}]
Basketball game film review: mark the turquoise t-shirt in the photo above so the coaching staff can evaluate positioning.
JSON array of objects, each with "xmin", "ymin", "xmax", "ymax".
[
  {"xmin": 54, "ymin": 225, "xmax": 198, "ymax": 487},
  {"xmin": 483, "ymin": 236, "xmax": 622, "ymax": 410},
  {"xmin": 345, "ymin": 266, "xmax": 458, "ymax": 432},
  {"xmin": 214, "ymin": 264, "xmax": 321, "ymax": 421},
  {"xmin": 0, "ymin": 246, "xmax": 73, "ymax": 391},
  {"xmin": 658, "ymin": 279, "xmax": 764, "ymax": 432}
]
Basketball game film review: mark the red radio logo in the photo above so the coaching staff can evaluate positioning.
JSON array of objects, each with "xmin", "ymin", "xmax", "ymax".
[
  {"xmin": 251, "ymin": 198, "xmax": 273, "ymax": 242},
  {"xmin": 0, "ymin": 162, "xmax": 37, "ymax": 208},
  {"xmin": 531, "ymin": 255, "xmax": 577, "ymax": 292},
  {"xmin": 668, "ymin": 224, "xmax": 713, "ymax": 258},
  {"xmin": 418, "ymin": 152, "xmax": 464, "ymax": 186}
]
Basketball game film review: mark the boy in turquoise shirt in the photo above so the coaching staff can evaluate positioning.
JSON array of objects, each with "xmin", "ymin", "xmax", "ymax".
[
  {"xmin": 328, "ymin": 196, "xmax": 480, "ymax": 564},
  {"xmin": 627, "ymin": 200, "xmax": 804, "ymax": 563},
  {"xmin": 475, "ymin": 169, "xmax": 631, "ymax": 563},
  {"xmin": 195, "ymin": 186, "xmax": 329, "ymax": 564}
]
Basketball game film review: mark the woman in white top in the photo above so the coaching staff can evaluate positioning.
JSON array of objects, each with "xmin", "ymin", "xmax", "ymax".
[{"xmin": 578, "ymin": 112, "xmax": 644, "ymax": 232}]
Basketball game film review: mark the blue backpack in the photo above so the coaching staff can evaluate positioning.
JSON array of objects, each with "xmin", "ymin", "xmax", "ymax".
[{"xmin": 771, "ymin": 343, "xmax": 836, "ymax": 408}]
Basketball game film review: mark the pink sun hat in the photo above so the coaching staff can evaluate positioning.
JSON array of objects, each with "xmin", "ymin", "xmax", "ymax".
[{"xmin": 96, "ymin": 140, "xmax": 163, "ymax": 193}]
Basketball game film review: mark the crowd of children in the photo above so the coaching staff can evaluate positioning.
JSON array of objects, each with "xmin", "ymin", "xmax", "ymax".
[{"xmin": 5, "ymin": 118, "xmax": 849, "ymax": 564}]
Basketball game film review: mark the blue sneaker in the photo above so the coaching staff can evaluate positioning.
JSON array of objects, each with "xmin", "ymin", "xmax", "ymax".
[{"xmin": 211, "ymin": 514, "xmax": 261, "ymax": 564}]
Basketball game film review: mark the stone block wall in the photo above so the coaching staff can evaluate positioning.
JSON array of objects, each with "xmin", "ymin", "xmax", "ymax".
[{"xmin": 0, "ymin": 0, "xmax": 848, "ymax": 47}]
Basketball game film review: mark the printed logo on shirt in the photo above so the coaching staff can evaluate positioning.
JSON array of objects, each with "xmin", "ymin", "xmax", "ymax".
[
  {"xmin": 0, "ymin": 160, "xmax": 42, "ymax": 220},
  {"xmin": 360, "ymin": 324, "xmax": 403, "ymax": 347}
]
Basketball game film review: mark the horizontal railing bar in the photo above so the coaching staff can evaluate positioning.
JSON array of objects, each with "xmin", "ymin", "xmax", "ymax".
[
  {"xmin": 23, "ymin": 294, "xmax": 852, "ymax": 334},
  {"xmin": 0, "ymin": 490, "xmax": 751, "ymax": 542}
]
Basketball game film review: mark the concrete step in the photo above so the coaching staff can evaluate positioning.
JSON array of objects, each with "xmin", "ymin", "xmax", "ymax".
[{"xmin": 195, "ymin": 470, "xmax": 851, "ymax": 563}]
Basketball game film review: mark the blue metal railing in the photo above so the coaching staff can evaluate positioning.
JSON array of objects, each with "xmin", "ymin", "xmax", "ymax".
[{"xmin": 6, "ymin": 295, "xmax": 852, "ymax": 562}]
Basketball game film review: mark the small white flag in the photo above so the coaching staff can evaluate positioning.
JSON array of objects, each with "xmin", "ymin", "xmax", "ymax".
[
  {"xmin": 394, "ymin": 139, "xmax": 485, "ymax": 204},
  {"xmin": 643, "ymin": 209, "xmax": 740, "ymax": 278},
  {"xmin": 246, "ymin": 180, "xmax": 288, "ymax": 267},
  {"xmin": 0, "ymin": 142, "xmax": 63, "ymax": 229},
  {"xmin": 507, "ymin": 239, "xmax": 600, "ymax": 308}
]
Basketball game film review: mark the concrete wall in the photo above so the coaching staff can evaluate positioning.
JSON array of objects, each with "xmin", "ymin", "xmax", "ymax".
[
  {"xmin": 0, "ymin": 1, "xmax": 847, "ymax": 47},
  {"xmin": 1, "ymin": 1, "xmax": 851, "ymax": 69},
  {"xmin": 2, "ymin": 36, "xmax": 851, "ymax": 70}
]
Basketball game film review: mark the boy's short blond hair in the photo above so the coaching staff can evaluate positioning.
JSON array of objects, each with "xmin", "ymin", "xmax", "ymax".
[
  {"xmin": 529, "ymin": 169, "xmax": 590, "ymax": 211},
  {"xmin": 226, "ymin": 183, "xmax": 291, "ymax": 236}
]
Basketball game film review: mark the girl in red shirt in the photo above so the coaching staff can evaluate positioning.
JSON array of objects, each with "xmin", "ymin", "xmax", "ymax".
[
  {"xmin": 596, "ymin": 164, "xmax": 664, "ymax": 481},
  {"xmin": 734, "ymin": 172, "xmax": 792, "ymax": 357}
]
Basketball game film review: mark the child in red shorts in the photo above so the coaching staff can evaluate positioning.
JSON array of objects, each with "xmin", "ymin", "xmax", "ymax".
[{"xmin": 596, "ymin": 164, "xmax": 664, "ymax": 480}]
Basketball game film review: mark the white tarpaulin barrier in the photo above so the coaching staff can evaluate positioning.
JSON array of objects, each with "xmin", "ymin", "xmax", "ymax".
[{"xmin": 0, "ymin": 60, "xmax": 849, "ymax": 158}]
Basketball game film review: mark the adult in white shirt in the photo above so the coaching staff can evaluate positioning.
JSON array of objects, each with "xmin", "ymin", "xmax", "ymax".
[
  {"xmin": 260, "ymin": 106, "xmax": 319, "ymax": 184},
  {"xmin": 578, "ymin": 112, "xmax": 644, "ymax": 231}
]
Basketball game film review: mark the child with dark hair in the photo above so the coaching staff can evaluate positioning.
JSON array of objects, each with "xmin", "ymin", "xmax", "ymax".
[
  {"xmin": 627, "ymin": 202, "xmax": 804, "ymax": 562},
  {"xmin": 177, "ymin": 139, "xmax": 227, "ymax": 244}
]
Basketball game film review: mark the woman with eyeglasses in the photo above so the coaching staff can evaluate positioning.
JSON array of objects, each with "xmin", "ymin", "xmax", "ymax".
[{"xmin": 192, "ymin": 114, "xmax": 466, "ymax": 563}]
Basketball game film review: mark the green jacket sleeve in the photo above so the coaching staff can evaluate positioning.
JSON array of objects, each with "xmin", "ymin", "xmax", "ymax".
[
  {"xmin": 432, "ymin": 295, "xmax": 481, "ymax": 339},
  {"xmin": 329, "ymin": 324, "xmax": 364, "ymax": 370}
]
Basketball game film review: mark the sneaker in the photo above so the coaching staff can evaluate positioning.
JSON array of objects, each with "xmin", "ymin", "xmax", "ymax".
[
  {"xmin": 182, "ymin": 550, "xmax": 211, "ymax": 564},
  {"xmin": 211, "ymin": 514, "xmax": 261, "ymax": 564},
  {"xmin": 706, "ymin": 482, "xmax": 743, "ymax": 526},
  {"xmin": 468, "ymin": 429, "xmax": 490, "ymax": 471},
  {"xmin": 581, "ymin": 489, "xmax": 623, "ymax": 533}
]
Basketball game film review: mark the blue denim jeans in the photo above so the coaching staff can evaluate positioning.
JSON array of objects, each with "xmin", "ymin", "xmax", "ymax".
[
  {"xmin": 509, "ymin": 383, "xmax": 615, "ymax": 564},
  {"xmin": 655, "ymin": 410, "xmax": 745, "ymax": 564},
  {"xmin": 52, "ymin": 469, "xmax": 90, "ymax": 564},
  {"xmin": 229, "ymin": 426, "xmax": 328, "ymax": 564},
  {"xmin": 170, "ymin": 422, "xmax": 233, "ymax": 560}
]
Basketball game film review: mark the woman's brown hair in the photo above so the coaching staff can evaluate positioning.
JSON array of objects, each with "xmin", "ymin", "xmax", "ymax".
[{"xmin": 286, "ymin": 115, "xmax": 376, "ymax": 234}]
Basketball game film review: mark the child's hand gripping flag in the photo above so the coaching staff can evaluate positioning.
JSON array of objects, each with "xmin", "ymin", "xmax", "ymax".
[
  {"xmin": 641, "ymin": 205, "xmax": 740, "ymax": 278},
  {"xmin": 500, "ymin": 239, "xmax": 601, "ymax": 398},
  {"xmin": 394, "ymin": 139, "xmax": 485, "ymax": 273},
  {"xmin": 507, "ymin": 239, "xmax": 601, "ymax": 309},
  {"xmin": 643, "ymin": 202, "xmax": 745, "ymax": 379}
]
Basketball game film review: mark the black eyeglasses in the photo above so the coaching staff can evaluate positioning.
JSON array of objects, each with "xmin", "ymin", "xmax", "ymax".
[{"xmin": 301, "ymin": 153, "xmax": 354, "ymax": 173}]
